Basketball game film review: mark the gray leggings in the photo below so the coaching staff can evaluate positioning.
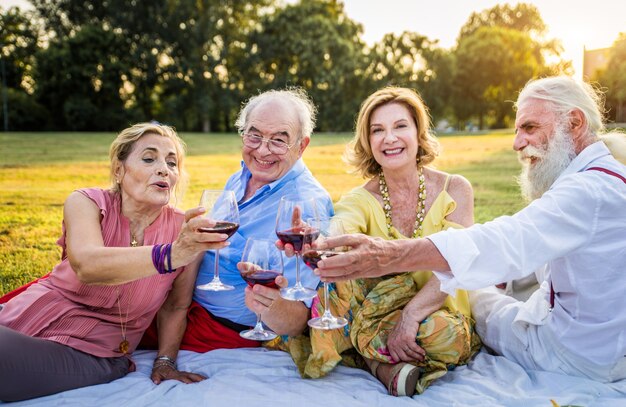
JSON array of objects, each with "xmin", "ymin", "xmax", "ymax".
[{"xmin": 0, "ymin": 325, "xmax": 130, "ymax": 402}]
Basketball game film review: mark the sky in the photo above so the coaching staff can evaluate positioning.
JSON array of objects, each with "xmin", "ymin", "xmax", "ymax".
[
  {"xmin": 336, "ymin": 0, "xmax": 625, "ymax": 77},
  {"xmin": 5, "ymin": 0, "xmax": 625, "ymax": 76}
]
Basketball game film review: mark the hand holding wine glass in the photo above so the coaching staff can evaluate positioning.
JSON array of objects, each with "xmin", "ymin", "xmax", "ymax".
[
  {"xmin": 275, "ymin": 196, "xmax": 319, "ymax": 301},
  {"xmin": 302, "ymin": 218, "xmax": 349, "ymax": 330},
  {"xmin": 238, "ymin": 238, "xmax": 284, "ymax": 341},
  {"xmin": 196, "ymin": 189, "xmax": 240, "ymax": 291}
]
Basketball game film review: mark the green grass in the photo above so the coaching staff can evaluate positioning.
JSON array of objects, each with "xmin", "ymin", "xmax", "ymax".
[{"xmin": 0, "ymin": 131, "xmax": 523, "ymax": 295}]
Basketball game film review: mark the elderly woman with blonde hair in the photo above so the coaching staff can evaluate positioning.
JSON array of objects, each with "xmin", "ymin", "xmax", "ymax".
[
  {"xmin": 0, "ymin": 122, "xmax": 228, "ymax": 402},
  {"xmin": 274, "ymin": 87, "xmax": 481, "ymax": 397}
]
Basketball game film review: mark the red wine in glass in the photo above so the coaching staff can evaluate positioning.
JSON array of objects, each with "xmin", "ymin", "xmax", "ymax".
[
  {"xmin": 199, "ymin": 221, "xmax": 240, "ymax": 238},
  {"xmin": 276, "ymin": 226, "xmax": 320, "ymax": 252},
  {"xmin": 241, "ymin": 270, "xmax": 281, "ymax": 289},
  {"xmin": 275, "ymin": 196, "xmax": 319, "ymax": 302},
  {"xmin": 196, "ymin": 189, "xmax": 239, "ymax": 291},
  {"xmin": 302, "ymin": 250, "xmax": 338, "ymax": 269},
  {"xmin": 238, "ymin": 238, "xmax": 284, "ymax": 341},
  {"xmin": 303, "ymin": 218, "xmax": 349, "ymax": 330}
]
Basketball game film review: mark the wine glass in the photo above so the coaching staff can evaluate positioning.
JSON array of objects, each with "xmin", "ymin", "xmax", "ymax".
[
  {"xmin": 239, "ymin": 238, "xmax": 284, "ymax": 341},
  {"xmin": 275, "ymin": 196, "xmax": 319, "ymax": 301},
  {"xmin": 196, "ymin": 189, "xmax": 240, "ymax": 291},
  {"xmin": 302, "ymin": 218, "xmax": 349, "ymax": 330}
]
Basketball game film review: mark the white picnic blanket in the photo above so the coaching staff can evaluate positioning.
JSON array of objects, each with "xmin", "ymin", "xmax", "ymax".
[{"xmin": 4, "ymin": 348, "xmax": 625, "ymax": 406}]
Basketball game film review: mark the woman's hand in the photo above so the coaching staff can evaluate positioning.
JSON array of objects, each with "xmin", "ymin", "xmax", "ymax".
[
  {"xmin": 386, "ymin": 311, "xmax": 426, "ymax": 363},
  {"xmin": 171, "ymin": 207, "xmax": 230, "ymax": 269},
  {"xmin": 151, "ymin": 364, "xmax": 206, "ymax": 385}
]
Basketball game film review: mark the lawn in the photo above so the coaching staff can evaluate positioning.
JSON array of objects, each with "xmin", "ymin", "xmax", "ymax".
[{"xmin": 0, "ymin": 130, "xmax": 524, "ymax": 295}]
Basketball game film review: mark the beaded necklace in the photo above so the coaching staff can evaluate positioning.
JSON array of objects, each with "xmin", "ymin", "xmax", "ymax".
[{"xmin": 378, "ymin": 167, "xmax": 426, "ymax": 238}]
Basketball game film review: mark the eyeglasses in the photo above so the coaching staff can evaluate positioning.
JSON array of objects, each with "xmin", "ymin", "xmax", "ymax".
[{"xmin": 240, "ymin": 133, "xmax": 297, "ymax": 155}]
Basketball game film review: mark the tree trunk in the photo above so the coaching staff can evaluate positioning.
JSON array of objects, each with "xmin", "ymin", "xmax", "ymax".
[{"xmin": 202, "ymin": 115, "xmax": 210, "ymax": 133}]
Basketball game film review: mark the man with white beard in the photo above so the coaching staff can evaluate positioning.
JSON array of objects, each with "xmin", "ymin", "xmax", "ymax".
[{"xmin": 310, "ymin": 76, "xmax": 626, "ymax": 382}]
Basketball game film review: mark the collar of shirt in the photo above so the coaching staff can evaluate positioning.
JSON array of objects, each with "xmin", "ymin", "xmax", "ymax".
[
  {"xmin": 232, "ymin": 158, "xmax": 307, "ymax": 207},
  {"xmin": 552, "ymin": 141, "xmax": 612, "ymax": 185}
]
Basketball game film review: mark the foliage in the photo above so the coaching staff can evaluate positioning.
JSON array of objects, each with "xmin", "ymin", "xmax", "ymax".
[
  {"xmin": 0, "ymin": 6, "xmax": 40, "ymax": 89},
  {"xmin": 453, "ymin": 26, "xmax": 542, "ymax": 129},
  {"xmin": 0, "ymin": 130, "xmax": 523, "ymax": 295},
  {"xmin": 154, "ymin": 0, "xmax": 274, "ymax": 131},
  {"xmin": 451, "ymin": 2, "xmax": 570, "ymax": 129},
  {"xmin": 364, "ymin": 32, "xmax": 453, "ymax": 119},
  {"xmin": 458, "ymin": 3, "xmax": 548, "ymax": 39},
  {"xmin": 0, "ymin": 88, "xmax": 49, "ymax": 130},
  {"xmin": 595, "ymin": 33, "xmax": 626, "ymax": 123},
  {"xmin": 250, "ymin": 0, "xmax": 368, "ymax": 131},
  {"xmin": 0, "ymin": 1, "xmax": 590, "ymax": 132},
  {"xmin": 34, "ymin": 23, "xmax": 130, "ymax": 130},
  {"xmin": 0, "ymin": 6, "xmax": 43, "ymax": 130},
  {"xmin": 28, "ymin": 0, "xmax": 272, "ymax": 131}
]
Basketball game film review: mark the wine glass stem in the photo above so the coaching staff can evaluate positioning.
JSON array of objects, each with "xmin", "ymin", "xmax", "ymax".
[
  {"xmin": 213, "ymin": 248, "xmax": 221, "ymax": 281},
  {"xmin": 323, "ymin": 281, "xmax": 330, "ymax": 314},
  {"xmin": 254, "ymin": 314, "xmax": 265, "ymax": 333},
  {"xmin": 294, "ymin": 253, "xmax": 303, "ymax": 288}
]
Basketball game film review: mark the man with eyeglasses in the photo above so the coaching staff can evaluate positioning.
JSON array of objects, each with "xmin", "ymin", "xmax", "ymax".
[{"xmin": 141, "ymin": 88, "xmax": 333, "ymax": 384}]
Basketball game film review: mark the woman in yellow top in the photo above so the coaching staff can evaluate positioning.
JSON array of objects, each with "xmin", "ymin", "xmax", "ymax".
[{"xmin": 272, "ymin": 87, "xmax": 481, "ymax": 397}]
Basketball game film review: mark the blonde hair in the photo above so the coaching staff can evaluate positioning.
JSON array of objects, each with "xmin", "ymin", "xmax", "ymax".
[
  {"xmin": 345, "ymin": 87, "xmax": 440, "ymax": 179},
  {"xmin": 109, "ymin": 122, "xmax": 188, "ymax": 204}
]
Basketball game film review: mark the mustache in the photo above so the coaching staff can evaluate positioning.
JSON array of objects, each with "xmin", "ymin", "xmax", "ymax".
[{"xmin": 517, "ymin": 145, "xmax": 546, "ymax": 163}]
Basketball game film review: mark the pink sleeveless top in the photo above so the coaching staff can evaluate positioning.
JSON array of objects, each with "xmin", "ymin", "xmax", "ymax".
[{"xmin": 0, "ymin": 188, "xmax": 185, "ymax": 358}]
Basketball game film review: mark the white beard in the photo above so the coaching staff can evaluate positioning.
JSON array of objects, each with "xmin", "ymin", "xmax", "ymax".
[{"xmin": 517, "ymin": 125, "xmax": 576, "ymax": 202}]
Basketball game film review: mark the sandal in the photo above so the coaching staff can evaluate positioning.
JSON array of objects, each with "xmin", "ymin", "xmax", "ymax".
[{"xmin": 369, "ymin": 360, "xmax": 420, "ymax": 397}]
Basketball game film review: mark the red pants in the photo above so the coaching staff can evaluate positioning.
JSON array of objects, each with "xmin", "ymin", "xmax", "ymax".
[{"xmin": 139, "ymin": 300, "xmax": 261, "ymax": 352}]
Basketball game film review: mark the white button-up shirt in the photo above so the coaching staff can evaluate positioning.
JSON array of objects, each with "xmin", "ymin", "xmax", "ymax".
[{"xmin": 430, "ymin": 141, "xmax": 626, "ymax": 365}]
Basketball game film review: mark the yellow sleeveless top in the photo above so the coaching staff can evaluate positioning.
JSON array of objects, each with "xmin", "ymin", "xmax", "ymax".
[{"xmin": 334, "ymin": 175, "xmax": 471, "ymax": 317}]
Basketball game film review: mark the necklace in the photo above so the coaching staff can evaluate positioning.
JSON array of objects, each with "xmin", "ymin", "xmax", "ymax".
[
  {"xmin": 378, "ymin": 167, "xmax": 426, "ymax": 238},
  {"xmin": 130, "ymin": 233, "xmax": 138, "ymax": 247},
  {"xmin": 116, "ymin": 288, "xmax": 130, "ymax": 354}
]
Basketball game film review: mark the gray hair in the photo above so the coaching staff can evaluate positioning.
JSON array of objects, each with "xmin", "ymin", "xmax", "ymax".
[
  {"xmin": 235, "ymin": 87, "xmax": 317, "ymax": 140},
  {"xmin": 516, "ymin": 76, "xmax": 605, "ymax": 135}
]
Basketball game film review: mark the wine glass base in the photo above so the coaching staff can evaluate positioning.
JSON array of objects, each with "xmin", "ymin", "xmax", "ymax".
[
  {"xmin": 239, "ymin": 329, "xmax": 278, "ymax": 341},
  {"xmin": 196, "ymin": 281, "xmax": 235, "ymax": 291},
  {"xmin": 280, "ymin": 286, "xmax": 318, "ymax": 301},
  {"xmin": 308, "ymin": 316, "xmax": 348, "ymax": 330}
]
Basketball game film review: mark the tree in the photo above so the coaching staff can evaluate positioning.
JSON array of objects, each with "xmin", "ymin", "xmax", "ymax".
[
  {"xmin": 250, "ymin": 0, "xmax": 369, "ymax": 131},
  {"xmin": 364, "ymin": 32, "xmax": 454, "ymax": 121},
  {"xmin": 0, "ymin": 6, "xmax": 48, "ymax": 130},
  {"xmin": 31, "ymin": 0, "xmax": 274, "ymax": 131},
  {"xmin": 34, "ymin": 24, "xmax": 130, "ymax": 130},
  {"xmin": 458, "ymin": 3, "xmax": 548, "ymax": 39},
  {"xmin": 453, "ymin": 26, "xmax": 542, "ymax": 129},
  {"xmin": 595, "ymin": 33, "xmax": 626, "ymax": 123},
  {"xmin": 452, "ymin": 3, "xmax": 570, "ymax": 129},
  {"xmin": 156, "ymin": 0, "xmax": 273, "ymax": 131}
]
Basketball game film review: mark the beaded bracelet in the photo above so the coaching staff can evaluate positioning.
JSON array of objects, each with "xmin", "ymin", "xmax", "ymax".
[{"xmin": 151, "ymin": 244, "xmax": 175, "ymax": 274}]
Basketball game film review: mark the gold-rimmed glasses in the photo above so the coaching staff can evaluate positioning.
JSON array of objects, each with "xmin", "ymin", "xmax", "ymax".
[{"xmin": 240, "ymin": 133, "xmax": 297, "ymax": 155}]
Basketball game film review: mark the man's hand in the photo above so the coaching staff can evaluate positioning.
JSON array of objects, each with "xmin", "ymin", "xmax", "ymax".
[
  {"xmin": 313, "ymin": 234, "xmax": 397, "ymax": 281},
  {"xmin": 244, "ymin": 275, "xmax": 289, "ymax": 316}
]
